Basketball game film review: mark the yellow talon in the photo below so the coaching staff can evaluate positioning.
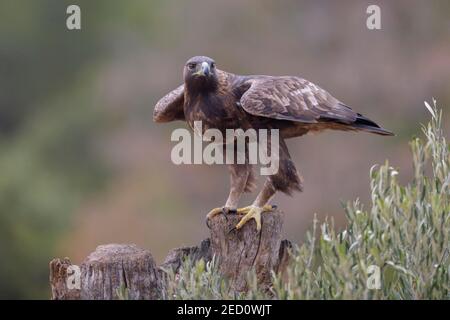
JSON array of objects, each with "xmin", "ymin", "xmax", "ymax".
[
  {"xmin": 206, "ymin": 206, "xmax": 238, "ymax": 222},
  {"xmin": 206, "ymin": 207, "xmax": 224, "ymax": 220},
  {"xmin": 235, "ymin": 205, "xmax": 274, "ymax": 231},
  {"xmin": 236, "ymin": 204, "xmax": 274, "ymax": 215},
  {"xmin": 235, "ymin": 206, "xmax": 251, "ymax": 215}
]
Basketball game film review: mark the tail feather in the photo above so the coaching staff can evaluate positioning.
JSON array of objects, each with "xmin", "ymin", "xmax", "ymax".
[{"xmin": 352, "ymin": 113, "xmax": 394, "ymax": 136}]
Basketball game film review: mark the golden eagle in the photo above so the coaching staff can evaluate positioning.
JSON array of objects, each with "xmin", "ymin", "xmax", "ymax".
[{"xmin": 154, "ymin": 56, "xmax": 393, "ymax": 231}]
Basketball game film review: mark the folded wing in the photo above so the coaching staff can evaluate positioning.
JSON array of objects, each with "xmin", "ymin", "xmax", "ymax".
[
  {"xmin": 153, "ymin": 84, "xmax": 185, "ymax": 123},
  {"xmin": 238, "ymin": 76, "xmax": 357, "ymax": 124},
  {"xmin": 237, "ymin": 76, "xmax": 393, "ymax": 135}
]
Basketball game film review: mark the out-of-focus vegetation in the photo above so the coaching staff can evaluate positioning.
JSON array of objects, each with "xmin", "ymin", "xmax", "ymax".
[
  {"xmin": 1, "ymin": 1, "xmax": 450, "ymax": 299},
  {"xmin": 0, "ymin": 1, "xmax": 116, "ymax": 298},
  {"xmin": 164, "ymin": 103, "xmax": 449, "ymax": 299}
]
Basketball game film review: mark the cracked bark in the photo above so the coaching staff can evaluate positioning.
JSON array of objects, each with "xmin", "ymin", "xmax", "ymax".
[
  {"xmin": 80, "ymin": 244, "xmax": 162, "ymax": 300},
  {"xmin": 49, "ymin": 209, "xmax": 291, "ymax": 299},
  {"xmin": 49, "ymin": 257, "xmax": 81, "ymax": 300},
  {"xmin": 50, "ymin": 244, "xmax": 162, "ymax": 300},
  {"xmin": 208, "ymin": 209, "xmax": 285, "ymax": 292}
]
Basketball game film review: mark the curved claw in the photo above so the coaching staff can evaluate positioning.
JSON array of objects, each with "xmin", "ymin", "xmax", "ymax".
[
  {"xmin": 206, "ymin": 207, "xmax": 222, "ymax": 229},
  {"xmin": 205, "ymin": 206, "xmax": 237, "ymax": 229},
  {"xmin": 227, "ymin": 226, "xmax": 237, "ymax": 234},
  {"xmin": 205, "ymin": 216, "xmax": 212, "ymax": 229}
]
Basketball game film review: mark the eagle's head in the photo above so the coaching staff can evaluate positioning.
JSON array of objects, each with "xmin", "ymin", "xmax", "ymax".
[{"xmin": 183, "ymin": 56, "xmax": 218, "ymax": 93}]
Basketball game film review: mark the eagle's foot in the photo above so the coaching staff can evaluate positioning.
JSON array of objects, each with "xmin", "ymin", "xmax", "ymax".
[
  {"xmin": 206, "ymin": 206, "xmax": 237, "ymax": 219},
  {"xmin": 235, "ymin": 204, "xmax": 275, "ymax": 231},
  {"xmin": 236, "ymin": 204, "xmax": 274, "ymax": 215},
  {"xmin": 205, "ymin": 206, "xmax": 237, "ymax": 228}
]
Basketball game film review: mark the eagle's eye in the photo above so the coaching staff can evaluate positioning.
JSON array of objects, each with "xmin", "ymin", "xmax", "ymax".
[
  {"xmin": 210, "ymin": 63, "xmax": 216, "ymax": 69},
  {"xmin": 188, "ymin": 63, "xmax": 196, "ymax": 70}
]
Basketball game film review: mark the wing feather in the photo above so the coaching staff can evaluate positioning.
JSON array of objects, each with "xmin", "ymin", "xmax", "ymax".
[
  {"xmin": 153, "ymin": 84, "xmax": 185, "ymax": 123},
  {"xmin": 238, "ymin": 76, "xmax": 357, "ymax": 124}
]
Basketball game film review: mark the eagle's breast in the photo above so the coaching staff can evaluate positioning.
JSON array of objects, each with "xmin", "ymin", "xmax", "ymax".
[{"xmin": 184, "ymin": 89, "xmax": 248, "ymax": 136}]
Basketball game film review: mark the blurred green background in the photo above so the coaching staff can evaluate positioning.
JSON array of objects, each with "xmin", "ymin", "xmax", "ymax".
[{"xmin": 0, "ymin": 0, "xmax": 449, "ymax": 299}]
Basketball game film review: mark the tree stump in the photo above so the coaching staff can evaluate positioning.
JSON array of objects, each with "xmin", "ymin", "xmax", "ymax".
[
  {"xmin": 159, "ymin": 239, "xmax": 212, "ymax": 274},
  {"xmin": 49, "ymin": 209, "xmax": 292, "ymax": 299},
  {"xmin": 50, "ymin": 244, "xmax": 162, "ymax": 300},
  {"xmin": 208, "ymin": 209, "xmax": 285, "ymax": 291},
  {"xmin": 49, "ymin": 257, "xmax": 80, "ymax": 300}
]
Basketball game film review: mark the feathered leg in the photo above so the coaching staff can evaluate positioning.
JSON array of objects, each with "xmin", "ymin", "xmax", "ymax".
[
  {"xmin": 206, "ymin": 143, "xmax": 256, "ymax": 221},
  {"xmin": 236, "ymin": 138, "xmax": 303, "ymax": 231}
]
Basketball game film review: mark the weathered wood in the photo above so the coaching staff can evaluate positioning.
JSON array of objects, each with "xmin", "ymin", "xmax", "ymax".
[
  {"xmin": 275, "ymin": 239, "xmax": 293, "ymax": 281},
  {"xmin": 49, "ymin": 257, "xmax": 80, "ymax": 300},
  {"xmin": 50, "ymin": 244, "xmax": 162, "ymax": 300},
  {"xmin": 208, "ymin": 209, "xmax": 284, "ymax": 291},
  {"xmin": 49, "ymin": 209, "xmax": 290, "ymax": 299},
  {"xmin": 80, "ymin": 244, "xmax": 161, "ymax": 300},
  {"xmin": 159, "ymin": 239, "xmax": 211, "ymax": 274}
]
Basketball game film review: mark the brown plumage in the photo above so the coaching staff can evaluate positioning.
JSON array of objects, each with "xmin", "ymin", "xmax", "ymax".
[{"xmin": 154, "ymin": 56, "xmax": 393, "ymax": 231}]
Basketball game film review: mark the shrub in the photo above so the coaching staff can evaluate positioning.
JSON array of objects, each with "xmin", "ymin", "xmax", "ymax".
[{"xmin": 164, "ymin": 100, "xmax": 449, "ymax": 300}]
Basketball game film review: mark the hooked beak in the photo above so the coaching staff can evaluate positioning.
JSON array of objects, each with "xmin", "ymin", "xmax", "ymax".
[{"xmin": 195, "ymin": 61, "xmax": 210, "ymax": 77}]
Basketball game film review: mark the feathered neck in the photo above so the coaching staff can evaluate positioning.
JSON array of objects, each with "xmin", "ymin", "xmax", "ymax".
[{"xmin": 184, "ymin": 77, "xmax": 219, "ymax": 97}]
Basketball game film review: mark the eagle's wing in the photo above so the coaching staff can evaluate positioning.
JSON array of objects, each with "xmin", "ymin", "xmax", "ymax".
[
  {"xmin": 238, "ymin": 76, "xmax": 357, "ymax": 124},
  {"xmin": 153, "ymin": 84, "xmax": 185, "ymax": 123}
]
